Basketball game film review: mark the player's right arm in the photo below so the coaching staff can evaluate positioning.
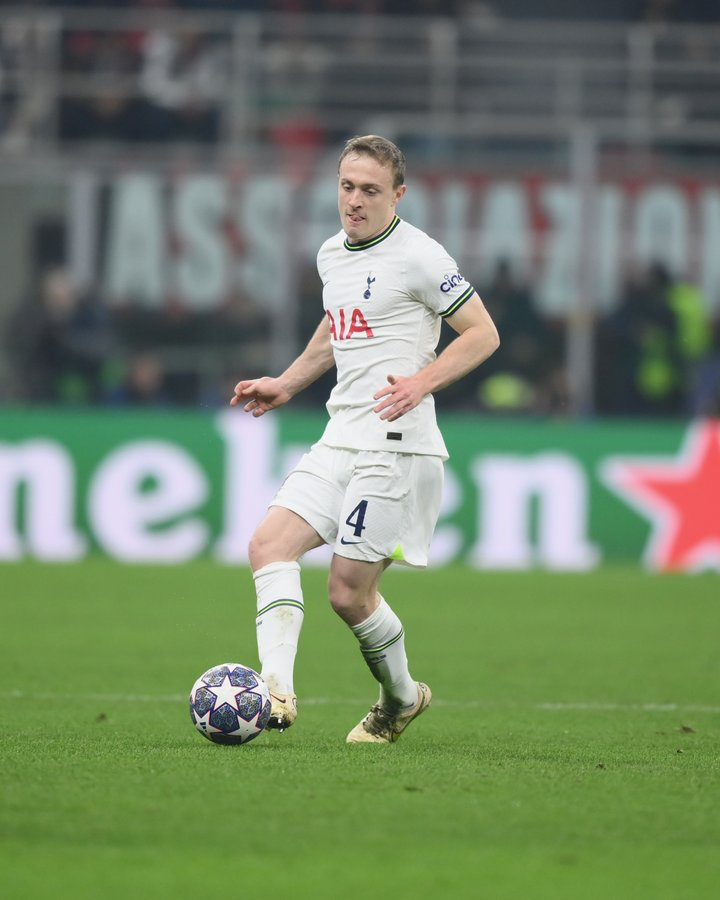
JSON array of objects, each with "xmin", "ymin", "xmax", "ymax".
[{"xmin": 231, "ymin": 316, "xmax": 335, "ymax": 416}]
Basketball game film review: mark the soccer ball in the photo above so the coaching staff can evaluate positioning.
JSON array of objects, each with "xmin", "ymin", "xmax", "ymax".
[{"xmin": 189, "ymin": 663, "xmax": 272, "ymax": 745}]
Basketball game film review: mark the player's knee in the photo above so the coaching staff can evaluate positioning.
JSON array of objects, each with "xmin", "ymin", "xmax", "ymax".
[
  {"xmin": 247, "ymin": 532, "xmax": 263, "ymax": 570},
  {"xmin": 327, "ymin": 573, "xmax": 352, "ymax": 616},
  {"xmin": 327, "ymin": 570, "xmax": 369, "ymax": 619},
  {"xmin": 248, "ymin": 527, "xmax": 278, "ymax": 571}
]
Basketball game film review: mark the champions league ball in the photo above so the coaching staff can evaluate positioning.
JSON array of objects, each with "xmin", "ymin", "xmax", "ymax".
[{"xmin": 189, "ymin": 663, "xmax": 272, "ymax": 745}]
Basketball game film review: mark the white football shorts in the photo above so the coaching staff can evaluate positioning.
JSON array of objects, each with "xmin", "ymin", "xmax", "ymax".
[{"xmin": 270, "ymin": 441, "xmax": 444, "ymax": 567}]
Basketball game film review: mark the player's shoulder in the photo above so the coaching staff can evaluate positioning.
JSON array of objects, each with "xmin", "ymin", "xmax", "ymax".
[
  {"xmin": 317, "ymin": 229, "xmax": 346, "ymax": 257},
  {"xmin": 396, "ymin": 219, "xmax": 450, "ymax": 261},
  {"xmin": 397, "ymin": 221, "xmax": 458, "ymax": 286},
  {"xmin": 399, "ymin": 219, "xmax": 465, "ymax": 303},
  {"xmin": 316, "ymin": 229, "xmax": 346, "ymax": 274}
]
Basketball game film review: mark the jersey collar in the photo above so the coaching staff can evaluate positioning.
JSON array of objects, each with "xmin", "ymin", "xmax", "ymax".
[{"xmin": 343, "ymin": 215, "xmax": 400, "ymax": 252}]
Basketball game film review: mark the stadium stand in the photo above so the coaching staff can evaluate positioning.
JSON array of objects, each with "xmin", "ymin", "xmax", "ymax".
[{"xmin": 0, "ymin": 2, "xmax": 718, "ymax": 414}]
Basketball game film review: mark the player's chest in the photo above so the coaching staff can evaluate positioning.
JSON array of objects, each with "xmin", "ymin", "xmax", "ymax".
[{"xmin": 322, "ymin": 257, "xmax": 409, "ymax": 320}]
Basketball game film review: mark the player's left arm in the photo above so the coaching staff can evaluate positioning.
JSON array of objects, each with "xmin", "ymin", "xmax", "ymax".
[{"xmin": 373, "ymin": 293, "xmax": 499, "ymax": 422}]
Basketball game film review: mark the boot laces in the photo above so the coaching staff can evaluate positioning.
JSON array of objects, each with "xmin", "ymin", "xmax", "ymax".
[{"xmin": 363, "ymin": 704, "xmax": 397, "ymax": 737}]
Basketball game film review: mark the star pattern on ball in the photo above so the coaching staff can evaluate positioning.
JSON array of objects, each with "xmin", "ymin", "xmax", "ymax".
[
  {"xmin": 190, "ymin": 663, "xmax": 270, "ymax": 745},
  {"xmin": 601, "ymin": 420, "xmax": 720, "ymax": 572}
]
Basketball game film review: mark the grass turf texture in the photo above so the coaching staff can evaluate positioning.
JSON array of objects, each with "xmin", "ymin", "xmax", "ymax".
[{"xmin": 1, "ymin": 562, "xmax": 718, "ymax": 900}]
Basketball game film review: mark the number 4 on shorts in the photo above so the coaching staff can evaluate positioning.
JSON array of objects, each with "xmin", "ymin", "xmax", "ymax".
[{"xmin": 346, "ymin": 500, "xmax": 368, "ymax": 537}]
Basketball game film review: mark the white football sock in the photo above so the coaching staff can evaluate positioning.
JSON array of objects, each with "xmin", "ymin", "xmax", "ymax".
[
  {"xmin": 253, "ymin": 561, "xmax": 304, "ymax": 697},
  {"xmin": 351, "ymin": 595, "xmax": 418, "ymax": 711}
]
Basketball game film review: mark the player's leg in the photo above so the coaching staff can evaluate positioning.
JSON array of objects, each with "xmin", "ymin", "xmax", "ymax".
[
  {"xmin": 328, "ymin": 451, "xmax": 443, "ymax": 742},
  {"xmin": 248, "ymin": 443, "xmax": 350, "ymax": 731},
  {"xmin": 327, "ymin": 554, "xmax": 431, "ymax": 743},
  {"xmin": 249, "ymin": 506, "xmax": 325, "ymax": 730},
  {"xmin": 328, "ymin": 554, "xmax": 417, "ymax": 705}
]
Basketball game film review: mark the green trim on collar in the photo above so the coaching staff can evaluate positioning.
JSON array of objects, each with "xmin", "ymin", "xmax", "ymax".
[{"xmin": 344, "ymin": 215, "xmax": 401, "ymax": 251}]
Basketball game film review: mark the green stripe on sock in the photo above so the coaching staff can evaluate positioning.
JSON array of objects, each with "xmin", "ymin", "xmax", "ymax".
[
  {"xmin": 361, "ymin": 628, "xmax": 404, "ymax": 655},
  {"xmin": 256, "ymin": 599, "xmax": 304, "ymax": 618}
]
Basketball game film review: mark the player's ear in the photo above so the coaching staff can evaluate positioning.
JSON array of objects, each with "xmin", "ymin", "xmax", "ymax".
[{"xmin": 393, "ymin": 184, "xmax": 407, "ymax": 205}]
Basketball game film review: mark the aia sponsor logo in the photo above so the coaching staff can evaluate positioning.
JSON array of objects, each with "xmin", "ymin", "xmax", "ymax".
[{"xmin": 327, "ymin": 308, "xmax": 374, "ymax": 341}]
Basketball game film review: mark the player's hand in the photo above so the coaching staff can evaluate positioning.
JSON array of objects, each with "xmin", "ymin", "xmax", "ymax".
[
  {"xmin": 373, "ymin": 374, "xmax": 427, "ymax": 422},
  {"xmin": 230, "ymin": 377, "xmax": 291, "ymax": 417}
]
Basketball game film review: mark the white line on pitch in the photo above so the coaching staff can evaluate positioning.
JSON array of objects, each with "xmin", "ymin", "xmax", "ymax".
[{"xmin": 2, "ymin": 690, "xmax": 719, "ymax": 715}]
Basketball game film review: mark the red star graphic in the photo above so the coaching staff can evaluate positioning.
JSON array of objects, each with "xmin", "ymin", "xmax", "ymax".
[{"xmin": 601, "ymin": 420, "xmax": 720, "ymax": 572}]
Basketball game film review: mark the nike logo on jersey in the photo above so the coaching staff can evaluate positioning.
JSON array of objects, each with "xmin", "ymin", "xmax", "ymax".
[{"xmin": 340, "ymin": 537, "xmax": 363, "ymax": 545}]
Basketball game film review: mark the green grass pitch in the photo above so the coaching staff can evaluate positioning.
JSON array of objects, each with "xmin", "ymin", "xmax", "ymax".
[{"xmin": 1, "ymin": 561, "xmax": 718, "ymax": 900}]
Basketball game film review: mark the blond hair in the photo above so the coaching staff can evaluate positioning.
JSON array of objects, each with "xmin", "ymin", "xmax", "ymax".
[{"xmin": 338, "ymin": 135, "xmax": 406, "ymax": 188}]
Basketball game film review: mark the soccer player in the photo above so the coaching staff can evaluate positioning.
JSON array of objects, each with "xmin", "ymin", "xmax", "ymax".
[{"xmin": 231, "ymin": 135, "xmax": 499, "ymax": 743}]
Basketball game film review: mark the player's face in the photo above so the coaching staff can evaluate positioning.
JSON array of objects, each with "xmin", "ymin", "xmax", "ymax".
[{"xmin": 338, "ymin": 153, "xmax": 406, "ymax": 244}]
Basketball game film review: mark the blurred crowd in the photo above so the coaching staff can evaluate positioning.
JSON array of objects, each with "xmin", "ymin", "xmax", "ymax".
[
  {"xmin": 8, "ymin": 264, "xmax": 272, "ymax": 409},
  {"xmin": 7, "ymin": 255, "xmax": 719, "ymax": 418},
  {"xmin": 403, "ymin": 260, "xmax": 720, "ymax": 418},
  {"xmin": 58, "ymin": 26, "xmax": 227, "ymax": 144},
  {"xmin": 4, "ymin": 1, "xmax": 716, "ymax": 19},
  {"xmin": 1, "ymin": 0, "xmax": 716, "ymax": 149},
  {"xmin": 2, "ymin": 0, "xmax": 719, "ymax": 417}
]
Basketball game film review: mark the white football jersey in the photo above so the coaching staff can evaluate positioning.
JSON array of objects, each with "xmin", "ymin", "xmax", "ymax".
[{"xmin": 316, "ymin": 216, "xmax": 476, "ymax": 459}]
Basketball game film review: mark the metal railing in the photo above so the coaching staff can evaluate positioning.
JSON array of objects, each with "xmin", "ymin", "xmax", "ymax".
[{"xmin": 2, "ymin": 9, "xmax": 720, "ymax": 162}]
